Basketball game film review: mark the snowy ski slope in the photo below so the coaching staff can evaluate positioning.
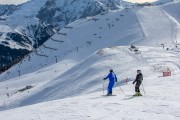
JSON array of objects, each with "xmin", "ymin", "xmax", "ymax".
[
  {"xmin": 0, "ymin": 74, "xmax": 179, "ymax": 120},
  {"xmin": 0, "ymin": 46, "xmax": 180, "ymax": 120},
  {"xmin": 0, "ymin": 1, "xmax": 180, "ymax": 120}
]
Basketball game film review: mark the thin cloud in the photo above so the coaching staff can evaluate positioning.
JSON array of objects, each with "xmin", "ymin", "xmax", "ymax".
[
  {"xmin": 0, "ymin": 0, "xmax": 28, "ymax": 5},
  {"xmin": 124, "ymin": 0, "xmax": 157, "ymax": 3}
]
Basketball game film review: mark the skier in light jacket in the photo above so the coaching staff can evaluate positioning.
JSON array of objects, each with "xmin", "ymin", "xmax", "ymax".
[{"xmin": 103, "ymin": 69, "xmax": 117, "ymax": 96}]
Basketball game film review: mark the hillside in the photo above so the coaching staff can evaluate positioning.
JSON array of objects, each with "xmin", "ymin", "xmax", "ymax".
[
  {"xmin": 1, "ymin": 0, "xmax": 180, "ymax": 80},
  {"xmin": 0, "ymin": 46, "xmax": 180, "ymax": 120},
  {"xmin": 0, "ymin": 0, "xmax": 180, "ymax": 119},
  {"xmin": 0, "ymin": 73, "xmax": 180, "ymax": 120},
  {"xmin": 0, "ymin": 0, "xmax": 123, "ymax": 69}
]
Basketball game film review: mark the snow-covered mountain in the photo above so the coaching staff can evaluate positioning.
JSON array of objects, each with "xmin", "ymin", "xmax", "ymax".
[
  {"xmin": 0, "ymin": 5, "xmax": 18, "ymax": 17},
  {"xmin": 152, "ymin": 0, "xmax": 172, "ymax": 4},
  {"xmin": 0, "ymin": 0, "xmax": 180, "ymax": 119},
  {"xmin": 0, "ymin": 0, "xmax": 174, "ymax": 71},
  {"xmin": 1, "ymin": 0, "xmax": 180, "ymax": 80},
  {"xmin": 0, "ymin": 0, "xmax": 28, "ymax": 5},
  {"xmin": 0, "ymin": 0, "xmax": 123, "ymax": 71}
]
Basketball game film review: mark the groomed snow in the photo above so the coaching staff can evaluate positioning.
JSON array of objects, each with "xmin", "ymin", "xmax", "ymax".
[
  {"xmin": 0, "ymin": 61, "xmax": 180, "ymax": 120},
  {"xmin": 0, "ymin": 1, "xmax": 180, "ymax": 120},
  {"xmin": 0, "ymin": 46, "xmax": 180, "ymax": 114}
]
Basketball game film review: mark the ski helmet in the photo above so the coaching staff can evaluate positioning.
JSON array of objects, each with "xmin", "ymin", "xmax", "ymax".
[
  {"xmin": 137, "ymin": 70, "xmax": 141, "ymax": 73},
  {"xmin": 110, "ymin": 69, "xmax": 113, "ymax": 72}
]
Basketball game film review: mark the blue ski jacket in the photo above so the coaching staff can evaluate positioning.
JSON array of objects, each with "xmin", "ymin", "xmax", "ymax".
[{"xmin": 104, "ymin": 72, "xmax": 117, "ymax": 83}]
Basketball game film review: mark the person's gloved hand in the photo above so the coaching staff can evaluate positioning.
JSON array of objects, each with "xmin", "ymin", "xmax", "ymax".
[
  {"xmin": 132, "ymin": 81, "xmax": 135, "ymax": 84},
  {"xmin": 103, "ymin": 78, "xmax": 106, "ymax": 80}
]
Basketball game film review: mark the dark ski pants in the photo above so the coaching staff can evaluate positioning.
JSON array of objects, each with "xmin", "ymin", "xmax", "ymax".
[
  {"xmin": 135, "ymin": 81, "xmax": 142, "ymax": 92},
  {"xmin": 108, "ymin": 82, "xmax": 114, "ymax": 94}
]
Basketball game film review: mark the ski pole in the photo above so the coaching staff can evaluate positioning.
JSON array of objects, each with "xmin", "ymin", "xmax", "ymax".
[
  {"xmin": 140, "ymin": 88, "xmax": 146, "ymax": 94},
  {"xmin": 117, "ymin": 83, "xmax": 125, "ymax": 95},
  {"xmin": 141, "ymin": 83, "xmax": 146, "ymax": 93},
  {"xmin": 103, "ymin": 80, "xmax": 105, "ymax": 94},
  {"xmin": 140, "ymin": 83, "xmax": 146, "ymax": 95}
]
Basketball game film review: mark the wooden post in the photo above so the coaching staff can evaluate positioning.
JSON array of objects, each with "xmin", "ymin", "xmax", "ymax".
[
  {"xmin": 76, "ymin": 47, "xmax": 79, "ymax": 52},
  {"xmin": 126, "ymin": 77, "xmax": 128, "ymax": 83},
  {"xmin": 18, "ymin": 70, "xmax": 20, "ymax": 76},
  {"xmin": 108, "ymin": 23, "xmax": 111, "ymax": 28},
  {"xmin": 6, "ymin": 93, "xmax": 9, "ymax": 98},
  {"xmin": 55, "ymin": 56, "xmax": 57, "ymax": 63},
  {"xmin": 6, "ymin": 86, "xmax": 9, "ymax": 98}
]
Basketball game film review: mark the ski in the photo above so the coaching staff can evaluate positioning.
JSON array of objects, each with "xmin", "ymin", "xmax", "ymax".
[
  {"xmin": 133, "ymin": 95, "xmax": 142, "ymax": 97},
  {"xmin": 102, "ymin": 95, "xmax": 116, "ymax": 96}
]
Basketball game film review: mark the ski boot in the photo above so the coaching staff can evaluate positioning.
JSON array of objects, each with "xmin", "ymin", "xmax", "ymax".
[
  {"xmin": 107, "ymin": 91, "xmax": 112, "ymax": 96},
  {"xmin": 138, "ymin": 92, "xmax": 142, "ymax": 96},
  {"xmin": 133, "ymin": 92, "xmax": 139, "ymax": 96}
]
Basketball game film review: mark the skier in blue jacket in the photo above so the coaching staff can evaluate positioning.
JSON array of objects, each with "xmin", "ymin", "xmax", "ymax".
[{"xmin": 103, "ymin": 69, "xmax": 117, "ymax": 95}]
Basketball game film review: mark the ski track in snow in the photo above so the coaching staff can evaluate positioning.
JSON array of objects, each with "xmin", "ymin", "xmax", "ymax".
[{"xmin": 136, "ymin": 6, "xmax": 177, "ymax": 46}]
